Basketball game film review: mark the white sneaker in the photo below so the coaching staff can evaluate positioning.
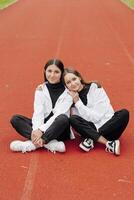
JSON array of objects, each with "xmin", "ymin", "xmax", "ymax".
[
  {"xmin": 10, "ymin": 140, "xmax": 37, "ymax": 153},
  {"xmin": 44, "ymin": 139, "xmax": 66, "ymax": 153},
  {"xmin": 79, "ymin": 138, "xmax": 94, "ymax": 152},
  {"xmin": 105, "ymin": 140, "xmax": 120, "ymax": 156}
]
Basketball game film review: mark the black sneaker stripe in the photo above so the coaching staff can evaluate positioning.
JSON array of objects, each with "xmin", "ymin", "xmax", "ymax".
[{"xmin": 82, "ymin": 143, "xmax": 92, "ymax": 149}]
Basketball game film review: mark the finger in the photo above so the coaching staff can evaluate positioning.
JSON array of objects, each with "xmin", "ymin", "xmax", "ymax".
[
  {"xmin": 35, "ymin": 139, "xmax": 43, "ymax": 147},
  {"xmin": 33, "ymin": 137, "xmax": 40, "ymax": 143},
  {"xmin": 34, "ymin": 134, "xmax": 43, "ymax": 143},
  {"xmin": 38, "ymin": 141, "xmax": 43, "ymax": 147}
]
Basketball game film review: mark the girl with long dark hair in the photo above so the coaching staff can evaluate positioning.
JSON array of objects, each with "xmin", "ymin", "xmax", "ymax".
[
  {"xmin": 10, "ymin": 59, "xmax": 74, "ymax": 153},
  {"xmin": 63, "ymin": 68, "xmax": 129, "ymax": 156}
]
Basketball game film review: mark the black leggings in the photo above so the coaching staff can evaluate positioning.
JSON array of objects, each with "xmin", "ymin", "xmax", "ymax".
[
  {"xmin": 10, "ymin": 114, "xmax": 70, "ymax": 143},
  {"xmin": 69, "ymin": 109, "xmax": 129, "ymax": 142}
]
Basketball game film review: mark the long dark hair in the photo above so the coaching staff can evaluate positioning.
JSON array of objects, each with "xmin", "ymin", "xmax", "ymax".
[
  {"xmin": 62, "ymin": 68, "xmax": 101, "ymax": 88},
  {"xmin": 44, "ymin": 59, "xmax": 64, "ymax": 81}
]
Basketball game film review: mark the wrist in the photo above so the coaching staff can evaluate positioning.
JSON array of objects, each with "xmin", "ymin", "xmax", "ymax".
[
  {"xmin": 38, "ymin": 128, "xmax": 44, "ymax": 134},
  {"xmin": 74, "ymin": 97, "xmax": 79, "ymax": 103}
]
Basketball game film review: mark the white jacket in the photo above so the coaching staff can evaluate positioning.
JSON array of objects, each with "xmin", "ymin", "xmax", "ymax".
[
  {"xmin": 32, "ymin": 83, "xmax": 75, "ymax": 138},
  {"xmin": 71, "ymin": 83, "xmax": 114, "ymax": 130}
]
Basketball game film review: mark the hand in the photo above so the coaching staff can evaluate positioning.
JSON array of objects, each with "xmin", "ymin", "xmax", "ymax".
[
  {"xmin": 34, "ymin": 138, "xmax": 44, "ymax": 148},
  {"xmin": 31, "ymin": 129, "xmax": 43, "ymax": 145},
  {"xmin": 68, "ymin": 91, "xmax": 79, "ymax": 103}
]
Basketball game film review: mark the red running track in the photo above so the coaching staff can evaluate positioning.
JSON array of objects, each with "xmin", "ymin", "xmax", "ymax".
[{"xmin": 0, "ymin": 0, "xmax": 134, "ymax": 199}]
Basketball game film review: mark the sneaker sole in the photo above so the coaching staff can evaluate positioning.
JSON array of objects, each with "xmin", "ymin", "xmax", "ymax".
[
  {"xmin": 79, "ymin": 143, "xmax": 92, "ymax": 152},
  {"xmin": 114, "ymin": 140, "xmax": 120, "ymax": 156},
  {"xmin": 44, "ymin": 142, "xmax": 66, "ymax": 153}
]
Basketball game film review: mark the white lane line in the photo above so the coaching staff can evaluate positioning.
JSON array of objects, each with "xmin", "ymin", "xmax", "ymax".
[
  {"xmin": 21, "ymin": 8, "xmax": 67, "ymax": 200},
  {"xmin": 100, "ymin": 2, "xmax": 134, "ymax": 65},
  {"xmin": 55, "ymin": 12, "xmax": 67, "ymax": 58},
  {"xmin": 20, "ymin": 154, "xmax": 38, "ymax": 200},
  {"xmin": 109, "ymin": 23, "xmax": 134, "ymax": 65}
]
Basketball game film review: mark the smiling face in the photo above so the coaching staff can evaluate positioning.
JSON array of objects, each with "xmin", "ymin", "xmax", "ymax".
[
  {"xmin": 45, "ymin": 64, "xmax": 62, "ymax": 84},
  {"xmin": 64, "ymin": 72, "xmax": 84, "ymax": 92}
]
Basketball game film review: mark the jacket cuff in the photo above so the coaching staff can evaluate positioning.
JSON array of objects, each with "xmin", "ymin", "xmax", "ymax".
[
  {"xmin": 38, "ymin": 125, "xmax": 46, "ymax": 132},
  {"xmin": 38, "ymin": 128, "xmax": 44, "ymax": 134}
]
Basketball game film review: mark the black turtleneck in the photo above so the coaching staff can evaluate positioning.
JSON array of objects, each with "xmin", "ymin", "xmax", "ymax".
[
  {"xmin": 46, "ymin": 82, "xmax": 65, "ymax": 108},
  {"xmin": 44, "ymin": 82, "xmax": 65, "ymax": 123}
]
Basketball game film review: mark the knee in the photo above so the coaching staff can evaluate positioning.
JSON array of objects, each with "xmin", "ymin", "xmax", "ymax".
[
  {"xmin": 118, "ymin": 109, "xmax": 129, "ymax": 124},
  {"xmin": 121, "ymin": 109, "xmax": 129, "ymax": 120},
  {"xmin": 56, "ymin": 114, "xmax": 69, "ymax": 125},
  {"xmin": 69, "ymin": 115, "xmax": 79, "ymax": 125},
  {"xmin": 10, "ymin": 114, "xmax": 20, "ymax": 126}
]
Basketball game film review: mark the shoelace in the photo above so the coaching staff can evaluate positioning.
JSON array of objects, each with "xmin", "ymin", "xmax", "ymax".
[
  {"xmin": 108, "ymin": 141, "xmax": 114, "ymax": 147},
  {"xmin": 22, "ymin": 147, "xmax": 27, "ymax": 153},
  {"xmin": 106, "ymin": 141, "xmax": 115, "ymax": 153},
  {"xmin": 45, "ymin": 144, "xmax": 57, "ymax": 153},
  {"xmin": 46, "ymin": 148, "xmax": 56, "ymax": 154}
]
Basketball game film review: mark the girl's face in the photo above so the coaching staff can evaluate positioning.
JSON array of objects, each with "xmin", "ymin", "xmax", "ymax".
[
  {"xmin": 45, "ymin": 64, "xmax": 62, "ymax": 84},
  {"xmin": 64, "ymin": 73, "xmax": 83, "ymax": 92}
]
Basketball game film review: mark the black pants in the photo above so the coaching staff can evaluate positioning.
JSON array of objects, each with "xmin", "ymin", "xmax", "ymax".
[
  {"xmin": 10, "ymin": 114, "xmax": 70, "ymax": 143},
  {"xmin": 69, "ymin": 109, "xmax": 129, "ymax": 142}
]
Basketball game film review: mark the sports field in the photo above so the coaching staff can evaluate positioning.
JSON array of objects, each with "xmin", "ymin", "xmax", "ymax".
[
  {"xmin": 0, "ymin": 0, "xmax": 134, "ymax": 9},
  {"xmin": 121, "ymin": 0, "xmax": 134, "ymax": 8},
  {"xmin": 0, "ymin": 0, "xmax": 134, "ymax": 200},
  {"xmin": 0, "ymin": 0, "xmax": 17, "ymax": 9}
]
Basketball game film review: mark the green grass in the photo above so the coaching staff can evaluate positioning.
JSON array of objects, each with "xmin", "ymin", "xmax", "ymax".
[
  {"xmin": 120, "ymin": 0, "xmax": 134, "ymax": 9},
  {"xmin": 0, "ymin": 0, "xmax": 17, "ymax": 9}
]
